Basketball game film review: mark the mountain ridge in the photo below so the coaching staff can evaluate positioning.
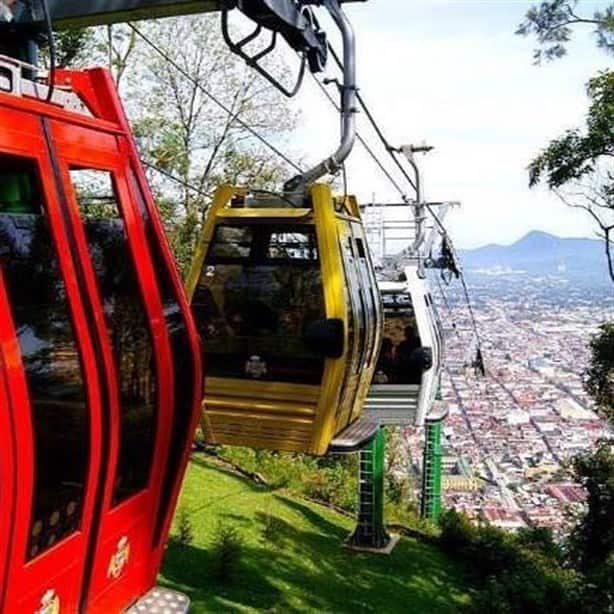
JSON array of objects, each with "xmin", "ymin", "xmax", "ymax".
[
  {"xmin": 459, "ymin": 230, "xmax": 608, "ymax": 282},
  {"xmin": 465, "ymin": 230, "xmax": 599, "ymax": 252}
]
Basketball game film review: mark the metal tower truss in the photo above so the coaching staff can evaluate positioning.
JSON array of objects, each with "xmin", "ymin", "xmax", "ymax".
[
  {"xmin": 346, "ymin": 428, "xmax": 397, "ymax": 552},
  {"xmin": 420, "ymin": 410, "xmax": 445, "ymax": 521}
]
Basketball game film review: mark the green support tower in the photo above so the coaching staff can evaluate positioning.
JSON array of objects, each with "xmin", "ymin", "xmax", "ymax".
[
  {"xmin": 347, "ymin": 428, "xmax": 391, "ymax": 550},
  {"xmin": 421, "ymin": 415, "xmax": 443, "ymax": 521}
]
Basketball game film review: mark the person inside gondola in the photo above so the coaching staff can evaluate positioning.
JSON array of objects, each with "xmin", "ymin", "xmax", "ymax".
[
  {"xmin": 374, "ymin": 337, "xmax": 396, "ymax": 384},
  {"xmin": 396, "ymin": 324, "xmax": 423, "ymax": 384}
]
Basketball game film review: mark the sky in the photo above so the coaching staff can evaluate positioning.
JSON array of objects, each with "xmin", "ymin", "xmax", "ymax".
[{"xmin": 288, "ymin": 0, "xmax": 613, "ymax": 249}]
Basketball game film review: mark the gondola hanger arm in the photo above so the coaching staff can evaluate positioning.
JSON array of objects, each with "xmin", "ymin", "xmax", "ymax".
[{"xmin": 284, "ymin": 0, "xmax": 358, "ymax": 193}]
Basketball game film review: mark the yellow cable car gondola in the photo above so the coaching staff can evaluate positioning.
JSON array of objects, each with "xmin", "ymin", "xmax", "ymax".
[
  {"xmin": 187, "ymin": 2, "xmax": 384, "ymax": 455},
  {"xmin": 187, "ymin": 184, "xmax": 382, "ymax": 454}
]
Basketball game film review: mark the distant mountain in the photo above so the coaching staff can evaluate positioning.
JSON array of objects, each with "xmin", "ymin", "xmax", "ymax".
[{"xmin": 459, "ymin": 231, "xmax": 610, "ymax": 282}]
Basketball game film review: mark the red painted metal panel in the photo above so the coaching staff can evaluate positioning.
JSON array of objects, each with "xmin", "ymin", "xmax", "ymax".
[
  {"xmin": 50, "ymin": 122, "xmax": 175, "ymax": 612},
  {"xmin": 0, "ymin": 66, "xmax": 203, "ymax": 613},
  {"xmin": 79, "ymin": 67, "xmax": 204, "ymax": 582},
  {"xmin": 0, "ymin": 109, "xmax": 105, "ymax": 614},
  {"xmin": 0, "ymin": 275, "xmax": 16, "ymax": 613}
]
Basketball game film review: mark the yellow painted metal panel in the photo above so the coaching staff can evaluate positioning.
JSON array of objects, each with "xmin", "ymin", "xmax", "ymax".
[
  {"xmin": 309, "ymin": 183, "xmax": 348, "ymax": 454},
  {"xmin": 207, "ymin": 377, "xmax": 320, "ymax": 403},
  {"xmin": 206, "ymin": 398, "xmax": 317, "ymax": 418},
  {"xmin": 331, "ymin": 218, "xmax": 357, "ymax": 431},
  {"xmin": 186, "ymin": 183, "xmax": 238, "ymax": 298},
  {"xmin": 217, "ymin": 209, "xmax": 312, "ymax": 220}
]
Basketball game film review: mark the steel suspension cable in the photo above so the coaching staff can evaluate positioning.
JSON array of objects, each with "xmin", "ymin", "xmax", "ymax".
[
  {"xmin": 128, "ymin": 23, "xmax": 305, "ymax": 175},
  {"xmin": 327, "ymin": 43, "xmax": 417, "ymax": 194},
  {"xmin": 327, "ymin": 43, "xmax": 486, "ymax": 365},
  {"xmin": 132, "ymin": 18, "xmax": 483, "ymax": 367},
  {"xmin": 459, "ymin": 273, "xmax": 482, "ymax": 349},
  {"xmin": 311, "ymin": 74, "xmax": 407, "ymax": 198},
  {"xmin": 141, "ymin": 159, "xmax": 214, "ymax": 199},
  {"xmin": 41, "ymin": 0, "xmax": 56, "ymax": 102}
]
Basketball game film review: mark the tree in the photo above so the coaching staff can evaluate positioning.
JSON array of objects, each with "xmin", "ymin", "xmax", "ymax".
[
  {"xmin": 516, "ymin": 0, "xmax": 614, "ymax": 63},
  {"xmin": 519, "ymin": 14, "xmax": 614, "ymax": 608},
  {"xmin": 58, "ymin": 17, "xmax": 299, "ymax": 270},
  {"xmin": 118, "ymin": 17, "xmax": 299, "ymax": 269},
  {"xmin": 569, "ymin": 443, "xmax": 614, "ymax": 572},
  {"xmin": 586, "ymin": 322, "xmax": 614, "ymax": 422},
  {"xmin": 568, "ymin": 324, "xmax": 614, "ymax": 608},
  {"xmin": 100, "ymin": 25, "xmax": 137, "ymax": 85},
  {"xmin": 518, "ymin": 3, "xmax": 614, "ymax": 283},
  {"xmin": 527, "ymin": 70, "xmax": 614, "ymax": 282},
  {"xmin": 53, "ymin": 29, "xmax": 94, "ymax": 67}
]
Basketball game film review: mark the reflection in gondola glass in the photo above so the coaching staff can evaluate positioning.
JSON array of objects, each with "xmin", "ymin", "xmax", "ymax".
[
  {"xmin": 192, "ymin": 224, "xmax": 325, "ymax": 385},
  {"xmin": 0, "ymin": 155, "xmax": 89, "ymax": 560},
  {"xmin": 126, "ymin": 169, "xmax": 197, "ymax": 544},
  {"xmin": 70, "ymin": 169, "xmax": 157, "ymax": 506}
]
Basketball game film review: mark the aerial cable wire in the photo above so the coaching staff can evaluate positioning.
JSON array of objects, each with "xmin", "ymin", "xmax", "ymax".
[
  {"xmin": 326, "ymin": 43, "xmax": 486, "ymax": 369},
  {"xmin": 327, "ymin": 40, "xmax": 464, "ymax": 245},
  {"xmin": 311, "ymin": 73, "xmax": 407, "ymax": 198},
  {"xmin": 459, "ymin": 274, "xmax": 484, "ymax": 363},
  {"xmin": 323, "ymin": 44, "xmax": 461, "ymax": 245},
  {"xmin": 132, "ymin": 16, "xmax": 482, "ymax": 371},
  {"xmin": 326, "ymin": 43, "xmax": 417, "ymax": 194},
  {"xmin": 434, "ymin": 274, "xmax": 461, "ymax": 338},
  {"xmin": 128, "ymin": 23, "xmax": 304, "ymax": 175},
  {"xmin": 141, "ymin": 161, "xmax": 298, "ymax": 209},
  {"xmin": 141, "ymin": 159, "xmax": 214, "ymax": 199}
]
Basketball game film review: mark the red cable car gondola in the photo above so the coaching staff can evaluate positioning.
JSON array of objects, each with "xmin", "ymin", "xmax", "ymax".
[
  {"xmin": 0, "ymin": 56, "xmax": 202, "ymax": 614},
  {"xmin": 0, "ymin": 0, "xmax": 369, "ymax": 611}
]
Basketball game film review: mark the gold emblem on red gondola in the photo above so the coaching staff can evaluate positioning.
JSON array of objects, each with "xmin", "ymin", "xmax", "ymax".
[
  {"xmin": 35, "ymin": 589, "xmax": 60, "ymax": 614},
  {"xmin": 107, "ymin": 536, "xmax": 131, "ymax": 579}
]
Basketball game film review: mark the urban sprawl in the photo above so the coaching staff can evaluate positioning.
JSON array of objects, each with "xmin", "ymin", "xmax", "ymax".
[{"xmin": 407, "ymin": 274, "xmax": 614, "ymax": 535}]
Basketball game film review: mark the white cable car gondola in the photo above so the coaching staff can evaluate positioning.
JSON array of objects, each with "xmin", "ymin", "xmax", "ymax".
[
  {"xmin": 361, "ymin": 193, "xmax": 454, "ymax": 427},
  {"xmin": 365, "ymin": 262, "xmax": 443, "ymax": 425}
]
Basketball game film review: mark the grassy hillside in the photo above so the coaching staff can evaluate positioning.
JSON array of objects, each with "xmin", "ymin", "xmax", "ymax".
[{"xmin": 160, "ymin": 454, "xmax": 472, "ymax": 613}]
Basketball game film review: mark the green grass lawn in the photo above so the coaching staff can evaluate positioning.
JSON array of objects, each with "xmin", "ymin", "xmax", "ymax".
[{"xmin": 160, "ymin": 454, "xmax": 472, "ymax": 613}]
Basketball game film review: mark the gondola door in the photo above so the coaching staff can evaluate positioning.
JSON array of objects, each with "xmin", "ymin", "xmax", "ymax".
[
  {"xmin": 0, "ymin": 108, "xmax": 105, "ymax": 614},
  {"xmin": 45, "ymin": 119, "xmax": 177, "ymax": 613},
  {"xmin": 335, "ymin": 226, "xmax": 367, "ymax": 430}
]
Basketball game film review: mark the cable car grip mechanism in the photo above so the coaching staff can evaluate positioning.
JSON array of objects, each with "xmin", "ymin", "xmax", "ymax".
[
  {"xmin": 221, "ymin": 1, "xmax": 319, "ymax": 99},
  {"xmin": 284, "ymin": 0, "xmax": 357, "ymax": 194}
]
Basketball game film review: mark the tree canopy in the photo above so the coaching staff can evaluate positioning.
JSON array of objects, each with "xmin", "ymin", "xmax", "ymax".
[
  {"xmin": 570, "ymin": 443, "xmax": 614, "ymax": 573},
  {"xmin": 56, "ymin": 17, "xmax": 299, "ymax": 271},
  {"xmin": 527, "ymin": 70, "xmax": 614, "ymax": 189},
  {"xmin": 586, "ymin": 322, "xmax": 614, "ymax": 422},
  {"xmin": 516, "ymin": 0, "xmax": 614, "ymax": 63},
  {"xmin": 518, "ymin": 3, "xmax": 614, "ymax": 282}
]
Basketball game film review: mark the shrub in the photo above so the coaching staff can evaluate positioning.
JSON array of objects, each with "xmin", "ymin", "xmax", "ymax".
[
  {"xmin": 303, "ymin": 464, "xmax": 357, "ymax": 511},
  {"xmin": 516, "ymin": 526, "xmax": 562, "ymax": 561},
  {"xmin": 176, "ymin": 508, "xmax": 194, "ymax": 546},
  {"xmin": 474, "ymin": 553, "xmax": 583, "ymax": 614},
  {"xmin": 439, "ymin": 510, "xmax": 585, "ymax": 613},
  {"xmin": 470, "ymin": 524, "xmax": 521, "ymax": 577},
  {"xmin": 582, "ymin": 554, "xmax": 614, "ymax": 612},
  {"xmin": 211, "ymin": 523, "xmax": 243, "ymax": 583},
  {"xmin": 438, "ymin": 509, "xmax": 476, "ymax": 553}
]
